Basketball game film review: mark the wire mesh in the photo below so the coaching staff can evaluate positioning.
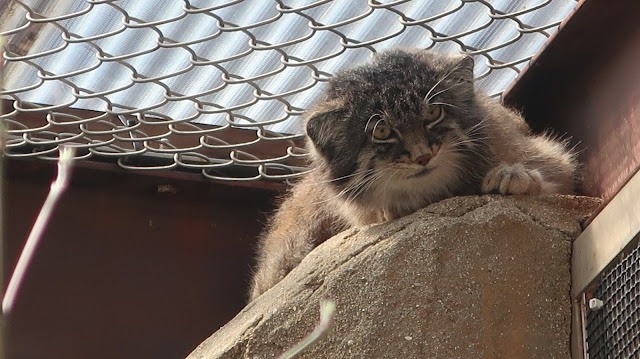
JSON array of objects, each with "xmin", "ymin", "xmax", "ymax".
[
  {"xmin": 1, "ymin": 0, "xmax": 577, "ymax": 181},
  {"xmin": 586, "ymin": 238, "xmax": 640, "ymax": 359}
]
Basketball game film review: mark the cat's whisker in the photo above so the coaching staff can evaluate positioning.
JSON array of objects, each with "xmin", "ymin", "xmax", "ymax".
[
  {"xmin": 338, "ymin": 168, "xmax": 378, "ymax": 196},
  {"xmin": 445, "ymin": 135, "xmax": 493, "ymax": 166},
  {"xmin": 423, "ymin": 65, "xmax": 461, "ymax": 102},
  {"xmin": 451, "ymin": 139, "xmax": 485, "ymax": 149},
  {"xmin": 429, "ymin": 101, "xmax": 464, "ymax": 111},
  {"xmin": 459, "ymin": 147, "xmax": 493, "ymax": 167},
  {"xmin": 453, "ymin": 133, "xmax": 491, "ymax": 145},
  {"xmin": 449, "ymin": 137, "xmax": 490, "ymax": 155},
  {"xmin": 342, "ymin": 177, "xmax": 374, "ymax": 206},
  {"xmin": 364, "ymin": 113, "xmax": 384, "ymax": 133},
  {"xmin": 424, "ymin": 59, "xmax": 471, "ymax": 103},
  {"xmin": 309, "ymin": 167, "xmax": 381, "ymax": 206},
  {"xmin": 322, "ymin": 169, "xmax": 370, "ymax": 184},
  {"xmin": 353, "ymin": 168, "xmax": 390, "ymax": 195},
  {"xmin": 382, "ymin": 169, "xmax": 401, "ymax": 190},
  {"xmin": 309, "ymin": 186, "xmax": 352, "ymax": 206},
  {"xmin": 467, "ymin": 115, "xmax": 491, "ymax": 130},
  {"xmin": 466, "ymin": 125, "xmax": 490, "ymax": 138},
  {"xmin": 343, "ymin": 167, "xmax": 394, "ymax": 204},
  {"xmin": 316, "ymin": 164, "xmax": 390, "ymax": 185},
  {"xmin": 425, "ymin": 81, "xmax": 465, "ymax": 104},
  {"xmin": 463, "ymin": 117, "xmax": 492, "ymax": 138},
  {"xmin": 340, "ymin": 171, "xmax": 376, "ymax": 198},
  {"xmin": 320, "ymin": 181, "xmax": 364, "ymax": 207},
  {"xmin": 350, "ymin": 176, "xmax": 380, "ymax": 203}
]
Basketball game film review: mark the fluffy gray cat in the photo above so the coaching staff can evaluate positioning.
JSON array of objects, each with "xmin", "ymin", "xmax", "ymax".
[{"xmin": 249, "ymin": 49, "xmax": 577, "ymax": 301}]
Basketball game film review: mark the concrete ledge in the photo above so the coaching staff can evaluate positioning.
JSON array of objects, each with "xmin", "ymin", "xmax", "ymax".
[{"xmin": 187, "ymin": 195, "xmax": 600, "ymax": 359}]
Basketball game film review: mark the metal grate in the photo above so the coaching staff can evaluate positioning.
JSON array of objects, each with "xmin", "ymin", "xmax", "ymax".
[
  {"xmin": 586, "ymin": 238, "xmax": 640, "ymax": 359},
  {"xmin": 1, "ymin": 0, "xmax": 578, "ymax": 181}
]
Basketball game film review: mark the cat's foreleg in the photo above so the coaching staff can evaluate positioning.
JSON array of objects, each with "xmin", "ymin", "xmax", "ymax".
[
  {"xmin": 481, "ymin": 135, "xmax": 577, "ymax": 195},
  {"xmin": 249, "ymin": 226, "xmax": 314, "ymax": 301},
  {"xmin": 249, "ymin": 178, "xmax": 341, "ymax": 301},
  {"xmin": 482, "ymin": 163, "xmax": 546, "ymax": 194}
]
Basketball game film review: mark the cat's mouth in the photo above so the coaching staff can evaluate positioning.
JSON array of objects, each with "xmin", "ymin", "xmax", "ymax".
[
  {"xmin": 407, "ymin": 166, "xmax": 434, "ymax": 178},
  {"xmin": 391, "ymin": 159, "xmax": 437, "ymax": 179}
]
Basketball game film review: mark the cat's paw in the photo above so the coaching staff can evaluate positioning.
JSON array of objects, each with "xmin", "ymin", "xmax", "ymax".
[{"xmin": 482, "ymin": 163, "xmax": 544, "ymax": 195}]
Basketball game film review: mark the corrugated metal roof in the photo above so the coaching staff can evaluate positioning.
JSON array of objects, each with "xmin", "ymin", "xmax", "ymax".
[{"xmin": 2, "ymin": 0, "xmax": 576, "ymax": 135}]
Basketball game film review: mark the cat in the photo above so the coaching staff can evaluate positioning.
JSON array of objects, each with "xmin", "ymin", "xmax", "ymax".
[{"xmin": 249, "ymin": 48, "xmax": 577, "ymax": 301}]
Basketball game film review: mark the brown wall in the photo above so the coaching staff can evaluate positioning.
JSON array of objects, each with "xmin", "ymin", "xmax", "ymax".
[
  {"xmin": 504, "ymin": 0, "xmax": 640, "ymax": 204},
  {"xmin": 3, "ymin": 158, "xmax": 278, "ymax": 359}
]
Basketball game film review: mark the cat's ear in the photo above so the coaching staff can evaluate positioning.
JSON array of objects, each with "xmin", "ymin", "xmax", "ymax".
[
  {"xmin": 305, "ymin": 99, "xmax": 346, "ymax": 157},
  {"xmin": 451, "ymin": 55, "xmax": 475, "ymax": 83}
]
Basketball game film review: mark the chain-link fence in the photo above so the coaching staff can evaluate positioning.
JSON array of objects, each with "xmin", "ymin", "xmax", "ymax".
[
  {"xmin": 1, "ymin": 0, "xmax": 577, "ymax": 181},
  {"xmin": 586, "ymin": 238, "xmax": 640, "ymax": 359}
]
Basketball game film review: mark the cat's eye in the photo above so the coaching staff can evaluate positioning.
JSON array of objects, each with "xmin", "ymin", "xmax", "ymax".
[
  {"xmin": 424, "ymin": 104, "xmax": 443, "ymax": 121},
  {"xmin": 372, "ymin": 120, "xmax": 393, "ymax": 141}
]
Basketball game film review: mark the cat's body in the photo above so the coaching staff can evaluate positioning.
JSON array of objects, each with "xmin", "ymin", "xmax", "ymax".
[{"xmin": 249, "ymin": 49, "xmax": 577, "ymax": 301}]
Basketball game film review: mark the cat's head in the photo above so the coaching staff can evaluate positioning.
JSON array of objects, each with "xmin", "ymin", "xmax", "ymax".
[{"xmin": 304, "ymin": 49, "xmax": 490, "ymax": 206}]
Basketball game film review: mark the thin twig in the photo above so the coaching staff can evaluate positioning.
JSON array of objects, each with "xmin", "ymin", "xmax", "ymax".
[
  {"xmin": 0, "ymin": 35, "xmax": 4, "ymax": 153},
  {"xmin": 0, "ymin": 34, "xmax": 6, "ymax": 359},
  {"xmin": 2, "ymin": 147, "xmax": 76, "ymax": 315},
  {"xmin": 277, "ymin": 300, "xmax": 336, "ymax": 359}
]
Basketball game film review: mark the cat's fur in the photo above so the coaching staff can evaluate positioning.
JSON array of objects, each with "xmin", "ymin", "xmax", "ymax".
[{"xmin": 249, "ymin": 49, "xmax": 577, "ymax": 301}]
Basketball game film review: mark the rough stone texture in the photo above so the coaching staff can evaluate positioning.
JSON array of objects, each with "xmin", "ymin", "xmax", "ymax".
[{"xmin": 187, "ymin": 195, "xmax": 600, "ymax": 359}]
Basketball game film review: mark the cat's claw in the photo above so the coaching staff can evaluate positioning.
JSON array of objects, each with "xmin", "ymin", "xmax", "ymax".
[{"xmin": 482, "ymin": 163, "xmax": 544, "ymax": 195}]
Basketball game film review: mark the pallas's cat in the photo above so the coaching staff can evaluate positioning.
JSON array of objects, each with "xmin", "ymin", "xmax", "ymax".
[{"xmin": 249, "ymin": 49, "xmax": 577, "ymax": 301}]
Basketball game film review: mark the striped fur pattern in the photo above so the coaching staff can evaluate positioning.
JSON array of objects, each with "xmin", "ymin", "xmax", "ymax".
[{"xmin": 249, "ymin": 49, "xmax": 577, "ymax": 301}]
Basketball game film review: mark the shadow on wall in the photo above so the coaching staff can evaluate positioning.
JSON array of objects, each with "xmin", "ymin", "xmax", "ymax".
[{"xmin": 4, "ymin": 159, "xmax": 278, "ymax": 359}]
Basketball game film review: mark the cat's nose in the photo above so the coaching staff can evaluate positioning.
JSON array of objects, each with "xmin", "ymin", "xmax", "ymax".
[{"xmin": 414, "ymin": 153, "xmax": 432, "ymax": 166}]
